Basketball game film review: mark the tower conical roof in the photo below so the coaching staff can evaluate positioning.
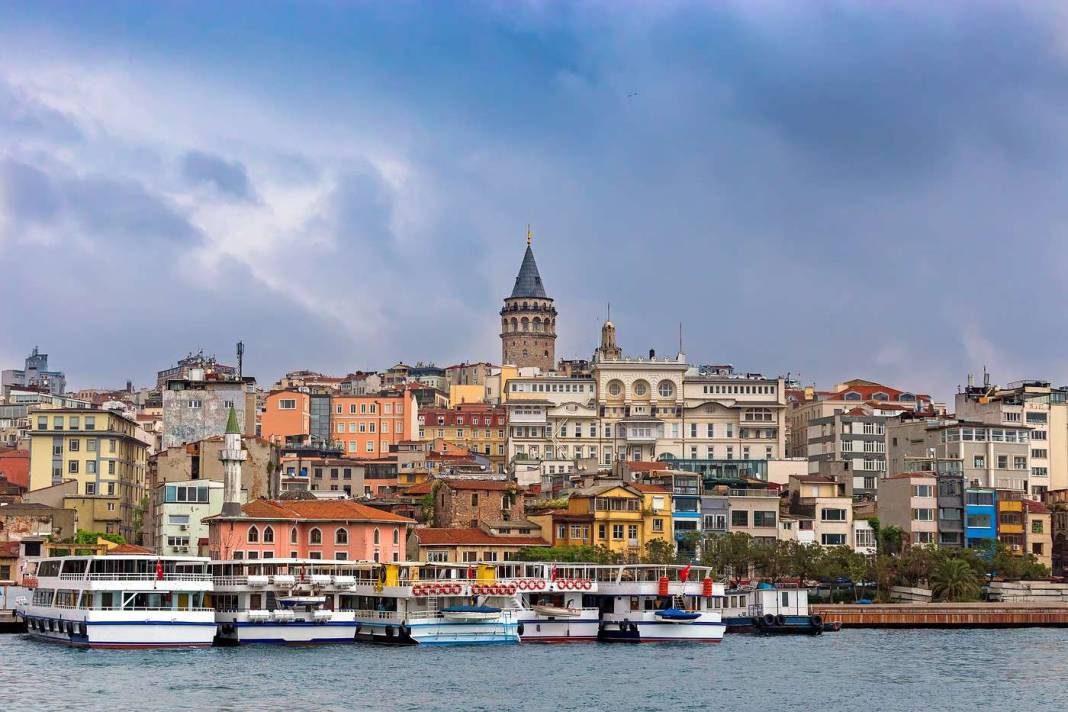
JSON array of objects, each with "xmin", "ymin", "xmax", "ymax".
[
  {"xmin": 509, "ymin": 244, "xmax": 548, "ymax": 299},
  {"xmin": 225, "ymin": 406, "xmax": 240, "ymax": 435}
]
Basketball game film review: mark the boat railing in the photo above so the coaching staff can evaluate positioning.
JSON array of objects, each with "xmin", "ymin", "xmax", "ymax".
[
  {"xmin": 60, "ymin": 573, "xmax": 212, "ymax": 582},
  {"xmin": 35, "ymin": 604, "xmax": 214, "ymax": 612},
  {"xmin": 351, "ymin": 609, "xmax": 405, "ymax": 621}
]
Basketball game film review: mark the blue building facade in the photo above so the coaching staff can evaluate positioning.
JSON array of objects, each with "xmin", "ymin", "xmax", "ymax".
[{"xmin": 964, "ymin": 488, "xmax": 998, "ymax": 548}]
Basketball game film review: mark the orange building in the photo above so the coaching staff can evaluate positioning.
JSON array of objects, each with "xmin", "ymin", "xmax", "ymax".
[
  {"xmin": 261, "ymin": 390, "xmax": 312, "ymax": 445},
  {"xmin": 332, "ymin": 391, "xmax": 419, "ymax": 458}
]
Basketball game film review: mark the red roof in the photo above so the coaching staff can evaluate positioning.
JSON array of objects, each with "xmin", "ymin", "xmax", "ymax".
[
  {"xmin": 0, "ymin": 449, "xmax": 30, "ymax": 489},
  {"xmin": 402, "ymin": 481, "xmax": 434, "ymax": 496},
  {"xmin": 630, "ymin": 483, "xmax": 670, "ymax": 493},
  {"xmin": 414, "ymin": 528, "xmax": 548, "ymax": 546},
  {"xmin": 234, "ymin": 499, "xmax": 414, "ymax": 523},
  {"xmin": 1024, "ymin": 499, "xmax": 1051, "ymax": 514}
]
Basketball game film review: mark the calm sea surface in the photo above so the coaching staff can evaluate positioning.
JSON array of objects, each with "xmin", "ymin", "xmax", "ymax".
[{"xmin": 3, "ymin": 630, "xmax": 1068, "ymax": 711}]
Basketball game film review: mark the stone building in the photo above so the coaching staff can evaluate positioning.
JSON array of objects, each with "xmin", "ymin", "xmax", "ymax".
[
  {"xmin": 500, "ymin": 230, "xmax": 557, "ymax": 371},
  {"xmin": 161, "ymin": 372, "xmax": 257, "ymax": 449},
  {"xmin": 431, "ymin": 479, "xmax": 525, "ymax": 528}
]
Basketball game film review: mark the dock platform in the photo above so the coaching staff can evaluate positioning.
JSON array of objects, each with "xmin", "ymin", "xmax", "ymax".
[{"xmin": 812, "ymin": 602, "xmax": 1068, "ymax": 628}]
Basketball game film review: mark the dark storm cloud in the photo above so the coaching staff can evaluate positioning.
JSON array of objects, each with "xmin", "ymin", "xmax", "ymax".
[{"xmin": 180, "ymin": 150, "xmax": 257, "ymax": 201}]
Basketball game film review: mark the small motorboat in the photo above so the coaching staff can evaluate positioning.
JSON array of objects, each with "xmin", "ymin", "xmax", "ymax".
[
  {"xmin": 654, "ymin": 608, "xmax": 701, "ymax": 623},
  {"xmin": 441, "ymin": 605, "xmax": 502, "ymax": 622},
  {"xmin": 532, "ymin": 604, "xmax": 582, "ymax": 618}
]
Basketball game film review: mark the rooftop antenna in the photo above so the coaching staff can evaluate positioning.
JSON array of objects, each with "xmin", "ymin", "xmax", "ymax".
[{"xmin": 237, "ymin": 341, "xmax": 244, "ymax": 379}]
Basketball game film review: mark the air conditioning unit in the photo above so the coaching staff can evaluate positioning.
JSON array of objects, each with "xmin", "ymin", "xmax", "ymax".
[
  {"xmin": 177, "ymin": 546, "xmax": 189, "ymax": 553},
  {"xmin": 178, "ymin": 525, "xmax": 188, "ymax": 531}
]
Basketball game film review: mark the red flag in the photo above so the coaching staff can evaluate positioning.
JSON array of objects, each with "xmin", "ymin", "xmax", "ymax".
[
  {"xmin": 680, "ymin": 563, "xmax": 692, "ymax": 583},
  {"xmin": 467, "ymin": 565, "xmax": 475, "ymax": 580},
  {"xmin": 550, "ymin": 563, "xmax": 558, "ymax": 581},
  {"xmin": 155, "ymin": 560, "xmax": 164, "ymax": 581},
  {"xmin": 300, "ymin": 563, "xmax": 306, "ymax": 582}
]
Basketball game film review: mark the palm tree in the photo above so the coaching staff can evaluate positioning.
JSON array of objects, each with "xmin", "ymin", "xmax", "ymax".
[{"xmin": 931, "ymin": 558, "xmax": 981, "ymax": 602}]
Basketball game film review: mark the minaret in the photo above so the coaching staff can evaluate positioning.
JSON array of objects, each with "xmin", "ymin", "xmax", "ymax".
[
  {"xmin": 219, "ymin": 406, "xmax": 246, "ymax": 516},
  {"xmin": 500, "ymin": 226, "xmax": 557, "ymax": 371}
]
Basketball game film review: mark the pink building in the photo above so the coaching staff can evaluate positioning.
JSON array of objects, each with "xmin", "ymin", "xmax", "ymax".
[{"xmin": 207, "ymin": 499, "xmax": 414, "ymax": 562}]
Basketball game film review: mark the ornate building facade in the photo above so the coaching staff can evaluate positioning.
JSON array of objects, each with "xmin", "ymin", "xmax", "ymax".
[{"xmin": 500, "ymin": 231, "xmax": 557, "ymax": 371}]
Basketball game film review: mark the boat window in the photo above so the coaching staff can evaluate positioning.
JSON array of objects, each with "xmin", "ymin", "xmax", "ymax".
[{"xmin": 782, "ymin": 592, "xmax": 789, "ymax": 607}]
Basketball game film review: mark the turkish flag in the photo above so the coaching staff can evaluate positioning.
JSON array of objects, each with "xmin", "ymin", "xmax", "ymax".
[
  {"xmin": 680, "ymin": 563, "xmax": 692, "ymax": 583},
  {"xmin": 155, "ymin": 560, "xmax": 164, "ymax": 581}
]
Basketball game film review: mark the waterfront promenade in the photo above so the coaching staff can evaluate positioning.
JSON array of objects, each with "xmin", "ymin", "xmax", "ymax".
[{"xmin": 813, "ymin": 602, "xmax": 1068, "ymax": 628}]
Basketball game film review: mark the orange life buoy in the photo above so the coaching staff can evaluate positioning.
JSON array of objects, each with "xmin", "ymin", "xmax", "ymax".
[
  {"xmin": 518, "ymin": 579, "xmax": 528, "ymax": 590},
  {"xmin": 432, "ymin": 583, "xmax": 443, "ymax": 595},
  {"xmin": 581, "ymin": 579, "xmax": 592, "ymax": 590},
  {"xmin": 413, "ymin": 584, "xmax": 423, "ymax": 596},
  {"xmin": 534, "ymin": 579, "xmax": 545, "ymax": 589},
  {"xmin": 452, "ymin": 584, "xmax": 462, "ymax": 595}
]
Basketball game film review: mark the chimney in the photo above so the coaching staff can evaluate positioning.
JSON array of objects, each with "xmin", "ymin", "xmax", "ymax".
[{"xmin": 649, "ymin": 348, "xmax": 656, "ymax": 359}]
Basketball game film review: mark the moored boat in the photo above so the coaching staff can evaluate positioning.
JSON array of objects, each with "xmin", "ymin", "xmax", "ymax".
[
  {"xmin": 211, "ymin": 559, "xmax": 364, "ymax": 645},
  {"xmin": 16, "ymin": 554, "xmax": 216, "ymax": 649},
  {"xmin": 719, "ymin": 583, "xmax": 823, "ymax": 635},
  {"xmin": 593, "ymin": 564, "xmax": 726, "ymax": 643}
]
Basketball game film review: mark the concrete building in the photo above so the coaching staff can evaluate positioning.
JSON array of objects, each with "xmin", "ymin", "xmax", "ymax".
[
  {"xmin": 162, "ymin": 369, "xmax": 256, "ymax": 449},
  {"xmin": 888, "ymin": 415, "xmax": 1033, "ymax": 495},
  {"xmin": 878, "ymin": 473, "xmax": 938, "ymax": 546},
  {"xmin": 955, "ymin": 377, "xmax": 1068, "ymax": 498},
  {"xmin": 27, "ymin": 408, "xmax": 147, "ymax": 541},
  {"xmin": 965, "ymin": 487, "xmax": 998, "ymax": 549},
  {"xmin": 445, "ymin": 362, "xmax": 494, "ymax": 388},
  {"xmin": 2, "ymin": 347, "xmax": 66, "ymax": 396},
  {"xmin": 418, "ymin": 404, "xmax": 508, "ymax": 473},
  {"xmin": 150, "ymin": 435, "xmax": 276, "ymax": 500},
  {"xmin": 331, "ymin": 390, "xmax": 418, "ymax": 459},
  {"xmin": 152, "ymin": 479, "xmax": 229, "ymax": 555},
  {"xmin": 260, "ymin": 389, "xmax": 334, "ymax": 447},
  {"xmin": 1024, "ymin": 499, "xmax": 1053, "ymax": 570},
  {"xmin": 788, "ymin": 475, "xmax": 853, "ymax": 548},
  {"xmin": 500, "ymin": 230, "xmax": 557, "ymax": 371},
  {"xmin": 936, "ymin": 474, "xmax": 966, "ymax": 547}
]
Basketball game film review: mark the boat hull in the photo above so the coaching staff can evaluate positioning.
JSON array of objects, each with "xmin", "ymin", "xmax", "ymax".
[
  {"xmin": 598, "ymin": 617, "xmax": 725, "ymax": 643},
  {"xmin": 19, "ymin": 609, "xmax": 216, "ymax": 649},
  {"xmin": 517, "ymin": 616, "xmax": 600, "ymax": 642},
  {"xmin": 353, "ymin": 618, "xmax": 520, "ymax": 646},
  {"xmin": 723, "ymin": 615, "xmax": 822, "ymax": 635},
  {"xmin": 216, "ymin": 620, "xmax": 358, "ymax": 645}
]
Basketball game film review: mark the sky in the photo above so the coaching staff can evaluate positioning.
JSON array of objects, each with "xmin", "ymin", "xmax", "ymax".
[{"xmin": 3, "ymin": 1, "xmax": 1068, "ymax": 402}]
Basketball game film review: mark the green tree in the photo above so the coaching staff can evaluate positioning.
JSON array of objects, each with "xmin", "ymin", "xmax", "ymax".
[
  {"xmin": 699, "ymin": 532, "xmax": 754, "ymax": 583},
  {"xmin": 788, "ymin": 541, "xmax": 826, "ymax": 585},
  {"xmin": 752, "ymin": 539, "xmax": 792, "ymax": 583},
  {"xmin": 525, "ymin": 545, "xmax": 621, "ymax": 564},
  {"xmin": 931, "ymin": 557, "xmax": 982, "ymax": 602},
  {"xmin": 641, "ymin": 538, "xmax": 678, "ymax": 564},
  {"xmin": 869, "ymin": 518, "xmax": 904, "ymax": 556}
]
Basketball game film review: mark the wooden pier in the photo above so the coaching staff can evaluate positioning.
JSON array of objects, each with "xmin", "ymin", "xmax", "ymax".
[{"xmin": 812, "ymin": 602, "xmax": 1068, "ymax": 628}]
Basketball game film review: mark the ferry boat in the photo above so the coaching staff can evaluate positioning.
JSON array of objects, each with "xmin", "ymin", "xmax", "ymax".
[
  {"xmin": 495, "ymin": 562, "xmax": 601, "ymax": 642},
  {"xmin": 592, "ymin": 564, "xmax": 726, "ymax": 643},
  {"xmin": 15, "ymin": 555, "xmax": 216, "ymax": 649},
  {"xmin": 719, "ymin": 583, "xmax": 823, "ymax": 635},
  {"xmin": 211, "ymin": 559, "xmax": 365, "ymax": 644},
  {"xmin": 348, "ymin": 563, "xmax": 520, "ymax": 645}
]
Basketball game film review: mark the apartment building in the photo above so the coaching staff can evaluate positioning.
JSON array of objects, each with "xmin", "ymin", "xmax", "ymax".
[
  {"xmin": 260, "ymin": 389, "xmax": 334, "ymax": 447},
  {"xmin": 331, "ymin": 390, "xmax": 418, "ymax": 458},
  {"xmin": 877, "ymin": 473, "xmax": 938, "ymax": 546},
  {"xmin": 153, "ymin": 479, "xmax": 227, "ymax": 556},
  {"xmin": 161, "ymin": 371, "xmax": 257, "ymax": 449},
  {"xmin": 955, "ymin": 377, "xmax": 1067, "ymax": 498},
  {"xmin": 787, "ymin": 475, "xmax": 853, "ymax": 548},
  {"xmin": 888, "ymin": 415, "xmax": 1033, "ymax": 495},
  {"xmin": 418, "ymin": 403, "xmax": 508, "ymax": 473},
  {"xmin": 28, "ymin": 408, "xmax": 147, "ymax": 541}
]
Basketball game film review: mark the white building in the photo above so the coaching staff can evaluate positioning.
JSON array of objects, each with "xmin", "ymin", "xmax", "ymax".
[{"xmin": 153, "ymin": 479, "xmax": 229, "ymax": 556}]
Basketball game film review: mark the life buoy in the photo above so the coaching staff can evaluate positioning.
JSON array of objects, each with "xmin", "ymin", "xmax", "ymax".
[
  {"xmin": 451, "ymin": 584, "xmax": 462, "ymax": 595},
  {"xmin": 474, "ymin": 584, "xmax": 484, "ymax": 595},
  {"xmin": 412, "ymin": 584, "xmax": 423, "ymax": 596},
  {"xmin": 506, "ymin": 584, "xmax": 517, "ymax": 595},
  {"xmin": 534, "ymin": 579, "xmax": 545, "ymax": 589},
  {"xmin": 432, "ymin": 583, "xmax": 443, "ymax": 595},
  {"xmin": 520, "ymin": 579, "xmax": 530, "ymax": 590},
  {"xmin": 559, "ymin": 579, "xmax": 570, "ymax": 590},
  {"xmin": 581, "ymin": 579, "xmax": 592, "ymax": 590}
]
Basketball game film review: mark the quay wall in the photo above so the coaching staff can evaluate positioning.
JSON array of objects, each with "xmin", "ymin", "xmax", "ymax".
[{"xmin": 812, "ymin": 602, "xmax": 1068, "ymax": 628}]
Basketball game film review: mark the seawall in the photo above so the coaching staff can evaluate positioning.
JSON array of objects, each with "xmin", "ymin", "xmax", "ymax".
[{"xmin": 812, "ymin": 602, "xmax": 1068, "ymax": 628}]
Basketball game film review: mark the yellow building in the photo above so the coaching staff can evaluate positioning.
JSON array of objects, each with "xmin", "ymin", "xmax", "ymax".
[
  {"xmin": 29, "ymin": 408, "xmax": 148, "ymax": 541},
  {"xmin": 417, "ymin": 404, "xmax": 508, "ymax": 473},
  {"xmin": 448, "ymin": 384, "xmax": 486, "ymax": 406},
  {"xmin": 547, "ymin": 482, "xmax": 672, "ymax": 557}
]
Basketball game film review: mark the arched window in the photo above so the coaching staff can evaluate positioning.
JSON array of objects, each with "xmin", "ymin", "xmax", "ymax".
[
  {"xmin": 247, "ymin": 525, "xmax": 259, "ymax": 543},
  {"xmin": 899, "ymin": 393, "xmax": 916, "ymax": 402},
  {"xmin": 290, "ymin": 528, "xmax": 297, "ymax": 544},
  {"xmin": 510, "ymin": 317, "xmax": 518, "ymax": 332},
  {"xmin": 310, "ymin": 528, "xmax": 322, "ymax": 545},
  {"xmin": 393, "ymin": 528, "xmax": 399, "ymax": 545},
  {"xmin": 263, "ymin": 526, "xmax": 274, "ymax": 543},
  {"xmin": 335, "ymin": 528, "xmax": 348, "ymax": 545},
  {"xmin": 658, "ymin": 380, "xmax": 675, "ymax": 398},
  {"xmin": 521, "ymin": 317, "xmax": 529, "ymax": 332},
  {"xmin": 607, "ymin": 380, "xmax": 624, "ymax": 398},
  {"xmin": 871, "ymin": 392, "xmax": 889, "ymax": 401},
  {"xmin": 843, "ymin": 391, "xmax": 862, "ymax": 401},
  {"xmin": 373, "ymin": 528, "xmax": 380, "ymax": 545}
]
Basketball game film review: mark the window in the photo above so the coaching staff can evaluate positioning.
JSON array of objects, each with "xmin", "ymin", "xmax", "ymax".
[
  {"xmin": 966, "ymin": 491, "xmax": 994, "ymax": 506},
  {"xmin": 86, "ymin": 461, "xmax": 97, "ymax": 474},
  {"xmin": 336, "ymin": 528, "xmax": 348, "ymax": 544},
  {"xmin": 1032, "ymin": 449, "xmax": 1048, "ymax": 459},
  {"xmin": 1014, "ymin": 456, "xmax": 1027, "ymax": 470},
  {"xmin": 393, "ymin": 528, "xmax": 399, "ymax": 545},
  {"xmin": 68, "ymin": 461, "xmax": 79, "ymax": 474},
  {"xmin": 69, "ymin": 439, "xmax": 80, "ymax": 452},
  {"xmin": 373, "ymin": 528, "xmax": 380, "ymax": 545},
  {"xmin": 754, "ymin": 511, "xmax": 776, "ymax": 528},
  {"xmin": 912, "ymin": 485, "xmax": 934, "ymax": 498},
  {"xmin": 612, "ymin": 524, "xmax": 624, "ymax": 539},
  {"xmin": 248, "ymin": 526, "xmax": 259, "ymax": 543},
  {"xmin": 821, "ymin": 534, "xmax": 847, "ymax": 546},
  {"xmin": 471, "ymin": 493, "xmax": 479, "ymax": 507},
  {"xmin": 290, "ymin": 528, "xmax": 298, "ymax": 544},
  {"xmin": 85, "ymin": 416, "xmax": 95, "ymax": 430},
  {"xmin": 310, "ymin": 528, "xmax": 322, "ymax": 545},
  {"xmin": 966, "ymin": 514, "xmax": 992, "ymax": 529},
  {"xmin": 973, "ymin": 455, "xmax": 986, "ymax": 469},
  {"xmin": 731, "ymin": 510, "xmax": 749, "ymax": 527},
  {"xmin": 821, "ymin": 509, "xmax": 847, "ymax": 522},
  {"xmin": 187, "ymin": 400, "xmax": 201, "ymax": 409},
  {"xmin": 279, "ymin": 399, "xmax": 296, "ymax": 410},
  {"xmin": 1032, "ymin": 519, "xmax": 1044, "ymax": 534},
  {"xmin": 912, "ymin": 509, "xmax": 935, "ymax": 521},
  {"xmin": 658, "ymin": 380, "xmax": 675, "ymax": 398},
  {"xmin": 263, "ymin": 526, "xmax": 274, "ymax": 543},
  {"xmin": 84, "ymin": 482, "xmax": 95, "ymax": 495},
  {"xmin": 366, "ymin": 441, "xmax": 374, "ymax": 453},
  {"xmin": 939, "ymin": 508, "xmax": 961, "ymax": 520},
  {"xmin": 653, "ymin": 518, "xmax": 664, "ymax": 532}
]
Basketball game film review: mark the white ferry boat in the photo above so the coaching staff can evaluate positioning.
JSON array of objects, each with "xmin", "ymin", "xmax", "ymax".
[
  {"xmin": 16, "ymin": 555, "xmax": 216, "ymax": 649},
  {"xmin": 211, "ymin": 559, "xmax": 365, "ymax": 645},
  {"xmin": 349, "ymin": 563, "xmax": 520, "ymax": 645},
  {"xmin": 493, "ymin": 562, "xmax": 601, "ymax": 642},
  {"xmin": 592, "ymin": 564, "xmax": 726, "ymax": 643}
]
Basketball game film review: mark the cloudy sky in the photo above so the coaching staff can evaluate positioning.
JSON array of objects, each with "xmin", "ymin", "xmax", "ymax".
[{"xmin": 2, "ymin": 1, "xmax": 1068, "ymax": 401}]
